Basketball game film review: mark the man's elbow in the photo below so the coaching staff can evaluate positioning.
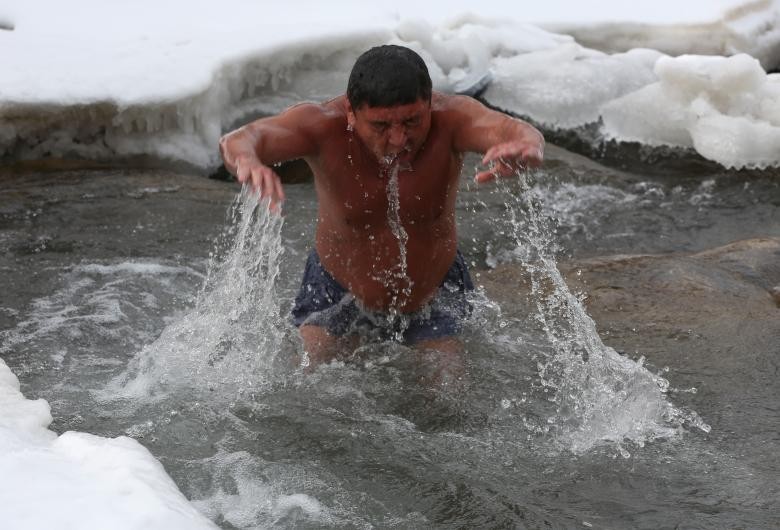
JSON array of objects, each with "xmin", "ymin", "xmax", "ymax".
[
  {"xmin": 218, "ymin": 132, "xmax": 237, "ymax": 172},
  {"xmin": 218, "ymin": 132, "xmax": 231, "ymax": 158},
  {"xmin": 535, "ymin": 128, "xmax": 545, "ymax": 149},
  {"xmin": 523, "ymin": 121, "xmax": 545, "ymax": 151}
]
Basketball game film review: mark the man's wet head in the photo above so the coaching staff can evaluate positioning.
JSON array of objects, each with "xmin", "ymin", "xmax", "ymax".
[{"xmin": 346, "ymin": 45, "xmax": 433, "ymax": 165}]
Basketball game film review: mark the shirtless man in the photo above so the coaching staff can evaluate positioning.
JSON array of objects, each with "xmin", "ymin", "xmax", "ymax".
[{"xmin": 219, "ymin": 45, "xmax": 544, "ymax": 368}]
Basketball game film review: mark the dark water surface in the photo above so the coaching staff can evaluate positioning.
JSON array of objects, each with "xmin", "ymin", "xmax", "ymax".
[{"xmin": 1, "ymin": 148, "xmax": 779, "ymax": 529}]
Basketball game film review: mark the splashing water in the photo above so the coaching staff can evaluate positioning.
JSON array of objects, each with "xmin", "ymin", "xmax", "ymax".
[
  {"xmin": 384, "ymin": 163, "xmax": 413, "ymax": 309},
  {"xmin": 106, "ymin": 186, "xmax": 286, "ymax": 402},
  {"xmin": 496, "ymin": 170, "xmax": 710, "ymax": 455}
]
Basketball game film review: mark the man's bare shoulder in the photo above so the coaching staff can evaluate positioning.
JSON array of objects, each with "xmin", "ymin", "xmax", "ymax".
[
  {"xmin": 433, "ymin": 91, "xmax": 485, "ymax": 112},
  {"xmin": 430, "ymin": 92, "xmax": 487, "ymax": 127},
  {"xmin": 283, "ymin": 97, "xmax": 346, "ymax": 129}
]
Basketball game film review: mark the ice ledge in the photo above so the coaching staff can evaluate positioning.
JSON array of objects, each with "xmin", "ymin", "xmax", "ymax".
[{"xmin": 0, "ymin": 359, "xmax": 217, "ymax": 530}]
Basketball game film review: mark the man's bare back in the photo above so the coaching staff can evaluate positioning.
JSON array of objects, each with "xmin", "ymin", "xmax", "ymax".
[{"xmin": 219, "ymin": 45, "xmax": 543, "ymax": 364}]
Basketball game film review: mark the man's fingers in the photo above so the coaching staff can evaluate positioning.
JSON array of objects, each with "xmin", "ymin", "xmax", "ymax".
[
  {"xmin": 272, "ymin": 173, "xmax": 286, "ymax": 204},
  {"xmin": 475, "ymin": 163, "xmax": 514, "ymax": 183},
  {"xmin": 482, "ymin": 144, "xmax": 517, "ymax": 165},
  {"xmin": 481, "ymin": 145, "xmax": 503, "ymax": 165},
  {"xmin": 475, "ymin": 157, "xmax": 518, "ymax": 183},
  {"xmin": 263, "ymin": 171, "xmax": 281, "ymax": 211},
  {"xmin": 236, "ymin": 163, "xmax": 250, "ymax": 184},
  {"xmin": 475, "ymin": 169, "xmax": 497, "ymax": 184},
  {"xmin": 525, "ymin": 146, "xmax": 544, "ymax": 167},
  {"xmin": 251, "ymin": 168, "xmax": 264, "ymax": 195},
  {"xmin": 254, "ymin": 169, "xmax": 285, "ymax": 214},
  {"xmin": 237, "ymin": 162, "xmax": 284, "ymax": 213},
  {"xmin": 483, "ymin": 142, "xmax": 545, "ymax": 168}
]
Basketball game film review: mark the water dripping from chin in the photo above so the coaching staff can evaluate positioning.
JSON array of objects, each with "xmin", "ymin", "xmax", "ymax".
[{"xmin": 380, "ymin": 147, "xmax": 413, "ymax": 174}]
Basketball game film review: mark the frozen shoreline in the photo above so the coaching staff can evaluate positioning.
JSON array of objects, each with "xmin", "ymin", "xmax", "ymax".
[
  {"xmin": 2, "ymin": 0, "xmax": 780, "ymax": 170},
  {"xmin": 0, "ymin": 358, "xmax": 218, "ymax": 530}
]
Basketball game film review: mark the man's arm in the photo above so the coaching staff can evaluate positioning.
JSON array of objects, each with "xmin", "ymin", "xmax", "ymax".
[
  {"xmin": 449, "ymin": 95, "xmax": 544, "ymax": 183},
  {"xmin": 219, "ymin": 102, "xmax": 323, "ymax": 209}
]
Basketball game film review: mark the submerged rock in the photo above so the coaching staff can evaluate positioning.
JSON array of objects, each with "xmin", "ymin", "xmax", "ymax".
[
  {"xmin": 478, "ymin": 237, "xmax": 780, "ymax": 436},
  {"xmin": 771, "ymin": 285, "xmax": 780, "ymax": 307},
  {"xmin": 568, "ymin": 237, "xmax": 780, "ymax": 320},
  {"xmin": 565, "ymin": 238, "xmax": 780, "ymax": 442}
]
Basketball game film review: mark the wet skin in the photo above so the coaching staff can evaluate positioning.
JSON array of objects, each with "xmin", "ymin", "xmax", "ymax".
[
  {"xmin": 220, "ymin": 91, "xmax": 544, "ymax": 360},
  {"xmin": 315, "ymin": 96, "xmax": 460, "ymax": 312}
]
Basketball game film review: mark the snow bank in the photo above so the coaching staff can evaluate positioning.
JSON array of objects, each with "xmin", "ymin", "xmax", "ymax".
[
  {"xmin": 2, "ymin": 0, "xmax": 780, "ymax": 171},
  {"xmin": 0, "ymin": 33, "xmax": 386, "ymax": 170},
  {"xmin": 0, "ymin": 359, "xmax": 216, "ymax": 530},
  {"xmin": 602, "ymin": 53, "xmax": 780, "ymax": 169},
  {"xmin": 484, "ymin": 44, "xmax": 663, "ymax": 128},
  {"xmin": 0, "ymin": 0, "xmax": 392, "ymax": 169},
  {"xmin": 423, "ymin": 17, "xmax": 780, "ymax": 170}
]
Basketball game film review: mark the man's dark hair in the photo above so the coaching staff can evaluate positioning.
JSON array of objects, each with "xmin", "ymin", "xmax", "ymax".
[{"xmin": 347, "ymin": 45, "xmax": 432, "ymax": 109}]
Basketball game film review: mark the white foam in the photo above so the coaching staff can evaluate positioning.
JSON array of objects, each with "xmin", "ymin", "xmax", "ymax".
[
  {"xmin": 0, "ymin": 261, "xmax": 203, "ymax": 358},
  {"xmin": 76, "ymin": 262, "xmax": 201, "ymax": 277},
  {"xmin": 538, "ymin": 183, "xmax": 638, "ymax": 229},
  {"xmin": 272, "ymin": 494, "xmax": 325, "ymax": 522},
  {"xmin": 189, "ymin": 449, "xmax": 332, "ymax": 527},
  {"xmin": 0, "ymin": 359, "xmax": 216, "ymax": 529}
]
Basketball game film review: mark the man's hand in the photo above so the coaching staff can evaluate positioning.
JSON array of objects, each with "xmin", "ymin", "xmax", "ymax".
[
  {"xmin": 475, "ymin": 140, "xmax": 544, "ymax": 184},
  {"xmin": 235, "ymin": 156, "xmax": 286, "ymax": 213}
]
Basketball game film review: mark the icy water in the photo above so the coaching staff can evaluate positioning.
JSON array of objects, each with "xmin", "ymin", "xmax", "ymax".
[{"xmin": 1, "ymin": 147, "xmax": 779, "ymax": 528}]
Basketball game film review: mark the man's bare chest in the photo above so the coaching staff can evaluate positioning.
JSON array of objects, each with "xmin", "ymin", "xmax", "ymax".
[{"xmin": 313, "ymin": 147, "xmax": 461, "ymax": 226}]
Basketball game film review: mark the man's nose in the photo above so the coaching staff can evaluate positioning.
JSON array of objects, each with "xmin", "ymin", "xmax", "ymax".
[{"xmin": 388, "ymin": 125, "xmax": 407, "ymax": 149}]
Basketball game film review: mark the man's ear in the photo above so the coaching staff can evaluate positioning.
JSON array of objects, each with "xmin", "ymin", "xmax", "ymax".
[{"xmin": 346, "ymin": 102, "xmax": 356, "ymax": 130}]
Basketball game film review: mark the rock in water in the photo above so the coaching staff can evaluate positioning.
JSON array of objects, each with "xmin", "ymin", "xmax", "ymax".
[{"xmin": 771, "ymin": 286, "xmax": 780, "ymax": 307}]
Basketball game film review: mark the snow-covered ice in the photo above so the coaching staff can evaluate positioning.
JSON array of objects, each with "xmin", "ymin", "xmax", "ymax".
[
  {"xmin": 601, "ymin": 53, "xmax": 780, "ymax": 169},
  {"xmin": 1, "ymin": 0, "xmax": 780, "ymax": 170},
  {"xmin": 0, "ymin": 358, "xmax": 217, "ymax": 529}
]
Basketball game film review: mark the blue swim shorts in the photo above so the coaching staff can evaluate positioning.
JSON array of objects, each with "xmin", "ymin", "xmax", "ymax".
[{"xmin": 291, "ymin": 249, "xmax": 474, "ymax": 343}]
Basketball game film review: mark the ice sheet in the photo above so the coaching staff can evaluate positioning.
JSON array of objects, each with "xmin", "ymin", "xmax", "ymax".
[{"xmin": 1, "ymin": 0, "xmax": 779, "ymax": 169}]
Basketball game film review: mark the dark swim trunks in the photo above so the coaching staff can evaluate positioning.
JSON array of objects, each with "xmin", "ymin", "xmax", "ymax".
[{"xmin": 291, "ymin": 249, "xmax": 474, "ymax": 343}]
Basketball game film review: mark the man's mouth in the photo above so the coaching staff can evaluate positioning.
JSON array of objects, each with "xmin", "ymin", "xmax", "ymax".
[{"xmin": 380, "ymin": 147, "xmax": 413, "ymax": 166}]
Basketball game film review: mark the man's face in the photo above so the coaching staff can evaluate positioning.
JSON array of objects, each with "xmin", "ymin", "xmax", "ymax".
[{"xmin": 347, "ymin": 98, "xmax": 432, "ymax": 166}]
